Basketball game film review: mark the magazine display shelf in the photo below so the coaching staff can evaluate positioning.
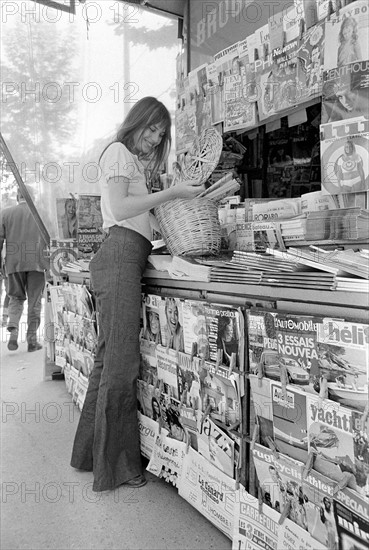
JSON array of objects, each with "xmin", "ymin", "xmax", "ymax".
[
  {"xmin": 141, "ymin": 275, "xmax": 369, "ymax": 495},
  {"xmin": 142, "ymin": 277, "xmax": 369, "ymax": 311}
]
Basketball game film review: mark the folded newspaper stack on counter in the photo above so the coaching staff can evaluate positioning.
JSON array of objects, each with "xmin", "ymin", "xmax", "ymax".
[{"xmin": 198, "ymin": 171, "xmax": 241, "ymax": 202}]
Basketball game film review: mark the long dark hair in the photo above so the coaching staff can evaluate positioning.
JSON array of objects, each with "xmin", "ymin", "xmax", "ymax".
[{"xmin": 100, "ymin": 97, "xmax": 172, "ymax": 178}]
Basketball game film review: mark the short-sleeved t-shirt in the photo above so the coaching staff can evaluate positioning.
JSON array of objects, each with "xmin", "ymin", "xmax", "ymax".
[{"xmin": 99, "ymin": 142, "xmax": 152, "ymax": 241}]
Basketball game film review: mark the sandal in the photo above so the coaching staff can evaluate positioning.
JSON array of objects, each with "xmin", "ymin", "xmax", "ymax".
[{"xmin": 123, "ymin": 475, "xmax": 147, "ymax": 488}]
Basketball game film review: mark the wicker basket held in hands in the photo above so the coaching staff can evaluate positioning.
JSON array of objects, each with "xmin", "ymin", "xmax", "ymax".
[{"xmin": 155, "ymin": 128, "xmax": 223, "ymax": 257}]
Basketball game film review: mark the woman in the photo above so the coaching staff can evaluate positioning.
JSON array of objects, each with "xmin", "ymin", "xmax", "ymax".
[
  {"xmin": 337, "ymin": 16, "xmax": 362, "ymax": 68},
  {"xmin": 217, "ymin": 316, "xmax": 239, "ymax": 368},
  {"xmin": 164, "ymin": 297, "xmax": 184, "ymax": 352},
  {"xmin": 70, "ymin": 97, "xmax": 204, "ymax": 491},
  {"xmin": 61, "ymin": 198, "xmax": 77, "ymax": 239}
]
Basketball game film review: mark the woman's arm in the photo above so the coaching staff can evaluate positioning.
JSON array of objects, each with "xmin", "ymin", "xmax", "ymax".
[{"xmin": 109, "ymin": 177, "xmax": 205, "ymax": 222}]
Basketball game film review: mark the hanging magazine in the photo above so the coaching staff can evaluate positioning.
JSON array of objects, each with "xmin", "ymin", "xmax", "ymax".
[{"xmin": 77, "ymin": 194, "xmax": 104, "ymax": 258}]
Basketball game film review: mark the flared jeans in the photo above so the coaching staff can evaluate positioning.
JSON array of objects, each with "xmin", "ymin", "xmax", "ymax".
[{"xmin": 70, "ymin": 226, "xmax": 152, "ymax": 491}]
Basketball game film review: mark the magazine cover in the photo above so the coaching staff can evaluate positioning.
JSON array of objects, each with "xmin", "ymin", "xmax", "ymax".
[
  {"xmin": 141, "ymin": 293, "xmax": 162, "ymax": 345},
  {"xmin": 314, "ymin": 318, "xmax": 369, "ymax": 411},
  {"xmin": 271, "ymin": 381, "xmax": 309, "ymax": 463},
  {"xmin": 320, "ymin": 117, "xmax": 369, "ymax": 195},
  {"xmin": 201, "ymin": 361, "xmax": 241, "ymax": 427},
  {"xmin": 56, "ymin": 197, "xmax": 77, "ymax": 240},
  {"xmin": 137, "ymin": 380, "xmax": 157, "ymax": 419},
  {"xmin": 324, "ymin": 0, "xmax": 369, "ymax": 72},
  {"xmin": 77, "ymin": 194, "xmax": 104, "ymax": 258},
  {"xmin": 246, "ymin": 308, "xmax": 278, "ymax": 375},
  {"xmin": 155, "ymin": 345, "xmax": 180, "ymax": 399},
  {"xmin": 196, "ymin": 415, "xmax": 235, "ymax": 478},
  {"xmin": 206, "ymin": 61, "xmax": 224, "ymax": 126},
  {"xmin": 204, "ymin": 303, "xmax": 244, "ymax": 370},
  {"xmin": 158, "ymin": 297, "xmax": 185, "ymax": 352},
  {"xmin": 237, "ymin": 37, "xmax": 258, "ymax": 105},
  {"xmin": 271, "ymin": 37, "xmax": 300, "ymax": 113},
  {"xmin": 232, "ymin": 489, "xmax": 280, "ymax": 550},
  {"xmin": 177, "ymin": 352, "xmax": 202, "ymax": 411},
  {"xmin": 322, "ymin": 60, "xmax": 369, "ymax": 123},
  {"xmin": 137, "ymin": 411, "xmax": 160, "ymax": 459},
  {"xmin": 223, "ymin": 74, "xmax": 257, "ymax": 133},
  {"xmin": 147, "ymin": 430, "xmax": 186, "ymax": 488},
  {"xmin": 278, "ymin": 516, "xmax": 326, "ymax": 550},
  {"xmin": 181, "ymin": 299, "xmax": 209, "ymax": 359},
  {"xmin": 252, "ymin": 221, "xmax": 286, "ymax": 252},
  {"xmin": 301, "ymin": 467, "xmax": 339, "ymax": 548},
  {"xmin": 178, "ymin": 446, "xmax": 237, "ymax": 539},
  {"xmin": 139, "ymin": 338, "xmax": 158, "ymax": 386},
  {"xmin": 255, "ymin": 61, "xmax": 277, "ymax": 122},
  {"xmin": 252, "ymin": 443, "xmax": 306, "ymax": 525},
  {"xmin": 274, "ymin": 312, "xmax": 320, "ymax": 386},
  {"xmin": 249, "ymin": 374, "xmax": 274, "ymax": 445},
  {"xmin": 306, "ymin": 393, "xmax": 357, "ymax": 484},
  {"xmin": 297, "ymin": 21, "xmax": 325, "ymax": 103},
  {"xmin": 334, "ymin": 488, "xmax": 369, "ymax": 550}
]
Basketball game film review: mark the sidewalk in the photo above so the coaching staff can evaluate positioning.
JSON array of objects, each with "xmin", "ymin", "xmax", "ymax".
[{"xmin": 0, "ymin": 310, "xmax": 231, "ymax": 550}]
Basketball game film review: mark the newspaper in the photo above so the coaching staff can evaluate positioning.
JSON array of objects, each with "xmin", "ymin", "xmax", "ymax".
[
  {"xmin": 232, "ymin": 488, "xmax": 326, "ymax": 550},
  {"xmin": 178, "ymin": 446, "xmax": 237, "ymax": 539},
  {"xmin": 147, "ymin": 430, "xmax": 186, "ymax": 488},
  {"xmin": 232, "ymin": 489, "xmax": 279, "ymax": 550}
]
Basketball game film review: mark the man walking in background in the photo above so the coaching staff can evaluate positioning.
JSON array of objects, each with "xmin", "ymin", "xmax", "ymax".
[{"xmin": 0, "ymin": 190, "xmax": 49, "ymax": 351}]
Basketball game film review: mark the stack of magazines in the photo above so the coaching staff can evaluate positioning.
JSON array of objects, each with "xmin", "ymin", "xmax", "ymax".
[{"xmin": 305, "ymin": 208, "xmax": 369, "ymax": 241}]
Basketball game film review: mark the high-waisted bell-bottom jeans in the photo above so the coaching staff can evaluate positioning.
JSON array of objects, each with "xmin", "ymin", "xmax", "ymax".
[{"xmin": 70, "ymin": 226, "xmax": 152, "ymax": 491}]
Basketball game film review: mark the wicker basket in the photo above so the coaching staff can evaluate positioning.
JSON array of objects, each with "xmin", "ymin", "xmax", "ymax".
[
  {"xmin": 155, "ymin": 198, "xmax": 221, "ymax": 257},
  {"xmin": 173, "ymin": 127, "xmax": 223, "ymax": 187}
]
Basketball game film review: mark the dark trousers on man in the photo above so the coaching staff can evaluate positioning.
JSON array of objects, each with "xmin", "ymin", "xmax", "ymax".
[{"xmin": 7, "ymin": 271, "xmax": 45, "ymax": 345}]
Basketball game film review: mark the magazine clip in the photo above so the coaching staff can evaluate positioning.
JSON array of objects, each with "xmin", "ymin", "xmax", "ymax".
[
  {"xmin": 318, "ymin": 375, "xmax": 328, "ymax": 403},
  {"xmin": 250, "ymin": 424, "xmax": 259, "ymax": 451},
  {"xmin": 333, "ymin": 472, "xmax": 355, "ymax": 495},
  {"xmin": 361, "ymin": 401, "xmax": 369, "ymax": 435},
  {"xmin": 158, "ymin": 415, "xmax": 164, "ymax": 435},
  {"xmin": 299, "ymin": 17, "xmax": 305, "ymax": 40},
  {"xmin": 258, "ymin": 491, "xmax": 263, "ymax": 514},
  {"xmin": 190, "ymin": 342, "xmax": 197, "ymax": 360},
  {"xmin": 278, "ymin": 500, "xmax": 291, "ymax": 525},
  {"xmin": 302, "ymin": 451, "xmax": 315, "ymax": 479},
  {"xmin": 265, "ymin": 436, "xmax": 279, "ymax": 460},
  {"xmin": 200, "ymin": 404, "xmax": 212, "ymax": 431},
  {"xmin": 235, "ymin": 467, "xmax": 240, "ymax": 490},
  {"xmin": 256, "ymin": 362, "xmax": 264, "ymax": 388},
  {"xmin": 158, "ymin": 379, "xmax": 164, "ymax": 395}
]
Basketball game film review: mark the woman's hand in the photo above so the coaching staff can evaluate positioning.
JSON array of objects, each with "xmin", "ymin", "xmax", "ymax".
[{"xmin": 171, "ymin": 181, "xmax": 206, "ymax": 200}]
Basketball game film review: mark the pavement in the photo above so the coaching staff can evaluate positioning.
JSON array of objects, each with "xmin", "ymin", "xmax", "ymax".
[{"xmin": 0, "ymin": 304, "xmax": 231, "ymax": 550}]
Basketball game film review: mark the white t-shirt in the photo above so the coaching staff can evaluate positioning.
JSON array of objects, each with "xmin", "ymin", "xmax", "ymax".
[{"xmin": 99, "ymin": 142, "xmax": 152, "ymax": 241}]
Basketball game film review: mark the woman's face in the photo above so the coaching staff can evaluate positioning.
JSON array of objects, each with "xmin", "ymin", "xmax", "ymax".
[
  {"xmin": 166, "ymin": 302, "xmax": 178, "ymax": 333},
  {"xmin": 66, "ymin": 201, "xmax": 76, "ymax": 216},
  {"xmin": 149, "ymin": 312, "xmax": 160, "ymax": 335},
  {"xmin": 342, "ymin": 22, "xmax": 354, "ymax": 41},
  {"xmin": 133, "ymin": 123, "xmax": 166, "ymax": 156},
  {"xmin": 223, "ymin": 322, "xmax": 233, "ymax": 342}
]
